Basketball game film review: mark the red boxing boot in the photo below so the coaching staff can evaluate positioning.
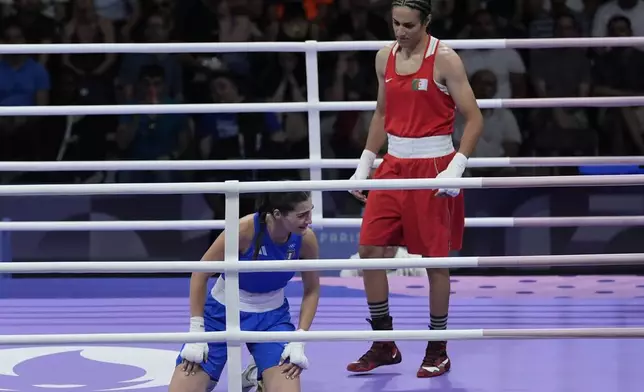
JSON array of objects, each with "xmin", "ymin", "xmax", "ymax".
[{"xmin": 347, "ymin": 317, "xmax": 402, "ymax": 372}]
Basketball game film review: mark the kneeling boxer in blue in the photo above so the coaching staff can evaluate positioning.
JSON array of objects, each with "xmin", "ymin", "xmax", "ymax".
[{"xmin": 169, "ymin": 190, "xmax": 321, "ymax": 392}]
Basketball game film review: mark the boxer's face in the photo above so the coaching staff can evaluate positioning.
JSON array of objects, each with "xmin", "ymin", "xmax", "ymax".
[
  {"xmin": 391, "ymin": 7, "xmax": 427, "ymax": 49},
  {"xmin": 274, "ymin": 198, "xmax": 313, "ymax": 235}
]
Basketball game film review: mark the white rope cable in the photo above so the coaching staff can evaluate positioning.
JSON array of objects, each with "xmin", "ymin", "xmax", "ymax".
[
  {"xmin": 0, "ymin": 253, "xmax": 642, "ymax": 274},
  {"xmin": 2, "ymin": 328, "xmax": 644, "ymax": 346},
  {"xmin": 1, "ymin": 37, "xmax": 643, "ymax": 54},
  {"xmin": 1, "ymin": 96, "xmax": 643, "ymax": 117},
  {"xmin": 2, "ymin": 156, "xmax": 644, "ymax": 172},
  {"xmin": 0, "ymin": 216, "xmax": 642, "ymax": 231},
  {"xmin": 0, "ymin": 175, "xmax": 641, "ymax": 196}
]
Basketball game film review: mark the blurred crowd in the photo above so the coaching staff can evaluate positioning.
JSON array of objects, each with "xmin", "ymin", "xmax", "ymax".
[{"xmin": 0, "ymin": 0, "xmax": 643, "ymax": 217}]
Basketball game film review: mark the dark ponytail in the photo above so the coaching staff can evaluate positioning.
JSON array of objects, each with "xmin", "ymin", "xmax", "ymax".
[{"xmin": 252, "ymin": 194, "xmax": 270, "ymax": 260}]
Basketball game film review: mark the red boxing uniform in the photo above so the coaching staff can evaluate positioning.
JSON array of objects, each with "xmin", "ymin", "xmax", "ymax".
[{"xmin": 359, "ymin": 36, "xmax": 465, "ymax": 257}]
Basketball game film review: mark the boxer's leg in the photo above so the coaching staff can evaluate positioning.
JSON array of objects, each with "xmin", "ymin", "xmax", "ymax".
[
  {"xmin": 248, "ymin": 303, "xmax": 299, "ymax": 392},
  {"xmin": 403, "ymin": 154, "xmax": 464, "ymax": 378},
  {"xmin": 347, "ymin": 186, "xmax": 404, "ymax": 373}
]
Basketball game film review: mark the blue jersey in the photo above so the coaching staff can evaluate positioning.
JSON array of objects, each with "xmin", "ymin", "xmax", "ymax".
[{"xmin": 222, "ymin": 212, "xmax": 303, "ymax": 293}]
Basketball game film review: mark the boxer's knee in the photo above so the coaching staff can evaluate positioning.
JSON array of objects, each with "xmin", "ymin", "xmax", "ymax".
[
  {"xmin": 358, "ymin": 245, "xmax": 388, "ymax": 259},
  {"xmin": 168, "ymin": 364, "xmax": 214, "ymax": 392},
  {"xmin": 427, "ymin": 268, "xmax": 450, "ymax": 282}
]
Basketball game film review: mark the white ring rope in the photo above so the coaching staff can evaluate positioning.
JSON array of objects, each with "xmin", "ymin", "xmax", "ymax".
[
  {"xmin": 1, "ymin": 253, "xmax": 642, "ymax": 274},
  {"xmin": 0, "ymin": 175, "xmax": 641, "ymax": 196},
  {"xmin": 1, "ymin": 328, "xmax": 644, "ymax": 346},
  {"xmin": 1, "ymin": 96, "xmax": 643, "ymax": 117},
  {"xmin": 0, "ymin": 37, "xmax": 643, "ymax": 54},
  {"xmin": 1, "ymin": 156, "xmax": 643, "ymax": 172},
  {"xmin": 0, "ymin": 216, "xmax": 643, "ymax": 231}
]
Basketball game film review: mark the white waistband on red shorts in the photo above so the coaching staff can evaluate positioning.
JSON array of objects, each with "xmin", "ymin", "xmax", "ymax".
[
  {"xmin": 210, "ymin": 277, "xmax": 285, "ymax": 313},
  {"xmin": 387, "ymin": 134, "xmax": 455, "ymax": 159}
]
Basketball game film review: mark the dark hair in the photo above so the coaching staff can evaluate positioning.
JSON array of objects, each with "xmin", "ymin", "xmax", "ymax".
[
  {"xmin": 251, "ymin": 191, "xmax": 311, "ymax": 260},
  {"xmin": 391, "ymin": 0, "xmax": 432, "ymax": 31},
  {"xmin": 608, "ymin": 15, "xmax": 632, "ymax": 30}
]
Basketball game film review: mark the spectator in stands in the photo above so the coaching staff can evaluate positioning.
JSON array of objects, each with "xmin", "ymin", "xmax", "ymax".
[
  {"xmin": 50, "ymin": 70, "xmax": 118, "ymax": 183},
  {"xmin": 11, "ymin": 0, "xmax": 57, "ymax": 65},
  {"xmin": 116, "ymin": 65, "xmax": 191, "ymax": 182},
  {"xmin": 176, "ymin": 0, "xmax": 222, "ymax": 103},
  {"xmin": 331, "ymin": 0, "xmax": 389, "ymax": 40},
  {"xmin": 453, "ymin": 70, "xmax": 522, "ymax": 176},
  {"xmin": 216, "ymin": 0, "xmax": 262, "ymax": 76},
  {"xmin": 0, "ymin": 20, "xmax": 49, "ymax": 107},
  {"xmin": 92, "ymin": 0, "xmax": 141, "ymax": 42},
  {"xmin": 62, "ymin": 0, "xmax": 117, "ymax": 105},
  {"xmin": 530, "ymin": 13, "xmax": 595, "ymax": 157},
  {"xmin": 178, "ymin": 0, "xmax": 261, "ymax": 101},
  {"xmin": 277, "ymin": 2, "xmax": 318, "ymax": 41},
  {"xmin": 252, "ymin": 0, "xmax": 281, "ymax": 41},
  {"xmin": 197, "ymin": 72, "xmax": 287, "ymax": 178},
  {"xmin": 118, "ymin": 12, "xmax": 183, "ymax": 101},
  {"xmin": 258, "ymin": 48, "xmax": 308, "ymax": 174},
  {"xmin": 196, "ymin": 72, "xmax": 285, "ymax": 230},
  {"xmin": 468, "ymin": 0, "xmax": 523, "ymax": 24},
  {"xmin": 592, "ymin": 0, "xmax": 644, "ymax": 40},
  {"xmin": 0, "ymin": 20, "xmax": 50, "ymax": 164},
  {"xmin": 428, "ymin": 0, "xmax": 470, "ymax": 39},
  {"xmin": 577, "ymin": 0, "xmax": 602, "ymax": 36},
  {"xmin": 145, "ymin": 0, "xmax": 176, "ymax": 38},
  {"xmin": 459, "ymin": 9, "xmax": 527, "ymax": 98},
  {"xmin": 593, "ymin": 15, "xmax": 644, "ymax": 155},
  {"xmin": 323, "ymin": 35, "xmax": 373, "ymax": 181},
  {"xmin": 524, "ymin": 0, "xmax": 555, "ymax": 38},
  {"xmin": 524, "ymin": 0, "xmax": 585, "ymax": 38},
  {"xmin": 531, "ymin": 14, "xmax": 591, "ymax": 100},
  {"xmin": 322, "ymin": 33, "xmax": 374, "ymax": 103}
]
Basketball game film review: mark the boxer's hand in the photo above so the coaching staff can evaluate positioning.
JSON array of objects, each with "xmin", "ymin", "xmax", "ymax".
[
  {"xmin": 279, "ymin": 339, "xmax": 308, "ymax": 380},
  {"xmin": 179, "ymin": 317, "xmax": 209, "ymax": 375},
  {"xmin": 435, "ymin": 153, "xmax": 468, "ymax": 197},
  {"xmin": 349, "ymin": 150, "xmax": 377, "ymax": 203}
]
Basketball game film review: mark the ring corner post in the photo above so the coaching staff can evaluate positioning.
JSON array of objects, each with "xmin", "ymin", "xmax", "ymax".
[
  {"xmin": 304, "ymin": 40, "xmax": 325, "ymax": 229},
  {"xmin": 223, "ymin": 180, "xmax": 243, "ymax": 392}
]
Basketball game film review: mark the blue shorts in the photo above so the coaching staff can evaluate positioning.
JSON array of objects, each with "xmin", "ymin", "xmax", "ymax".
[{"xmin": 175, "ymin": 297, "xmax": 295, "ymax": 382}]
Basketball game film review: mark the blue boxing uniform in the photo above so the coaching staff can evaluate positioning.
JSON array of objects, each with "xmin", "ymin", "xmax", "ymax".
[{"xmin": 176, "ymin": 212, "xmax": 302, "ymax": 383}]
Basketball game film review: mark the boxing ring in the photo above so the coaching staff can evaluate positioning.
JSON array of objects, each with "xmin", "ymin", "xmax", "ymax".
[{"xmin": 1, "ymin": 37, "xmax": 644, "ymax": 391}]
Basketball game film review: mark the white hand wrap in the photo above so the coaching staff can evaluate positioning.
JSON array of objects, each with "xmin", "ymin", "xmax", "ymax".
[
  {"xmin": 349, "ymin": 150, "xmax": 377, "ymax": 192},
  {"xmin": 435, "ymin": 153, "xmax": 468, "ymax": 197},
  {"xmin": 280, "ymin": 331, "xmax": 309, "ymax": 369},
  {"xmin": 180, "ymin": 317, "xmax": 209, "ymax": 364}
]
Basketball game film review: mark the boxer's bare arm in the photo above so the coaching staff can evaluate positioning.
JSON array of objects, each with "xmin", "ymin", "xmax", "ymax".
[
  {"xmin": 435, "ymin": 43, "xmax": 483, "ymax": 157},
  {"xmin": 189, "ymin": 216, "xmax": 253, "ymax": 318},
  {"xmin": 364, "ymin": 46, "xmax": 391, "ymax": 154}
]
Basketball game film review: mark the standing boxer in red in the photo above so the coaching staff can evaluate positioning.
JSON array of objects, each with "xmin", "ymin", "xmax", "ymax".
[{"xmin": 346, "ymin": 0, "xmax": 483, "ymax": 378}]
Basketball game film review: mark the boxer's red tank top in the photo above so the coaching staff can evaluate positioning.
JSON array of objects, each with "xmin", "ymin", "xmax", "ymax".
[{"xmin": 384, "ymin": 36, "xmax": 456, "ymax": 138}]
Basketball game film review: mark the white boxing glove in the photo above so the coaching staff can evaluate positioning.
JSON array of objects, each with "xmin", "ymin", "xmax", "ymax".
[
  {"xmin": 435, "ymin": 153, "xmax": 468, "ymax": 197},
  {"xmin": 348, "ymin": 149, "xmax": 377, "ymax": 195},
  {"xmin": 280, "ymin": 339, "xmax": 309, "ymax": 370},
  {"xmin": 180, "ymin": 317, "xmax": 209, "ymax": 364}
]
